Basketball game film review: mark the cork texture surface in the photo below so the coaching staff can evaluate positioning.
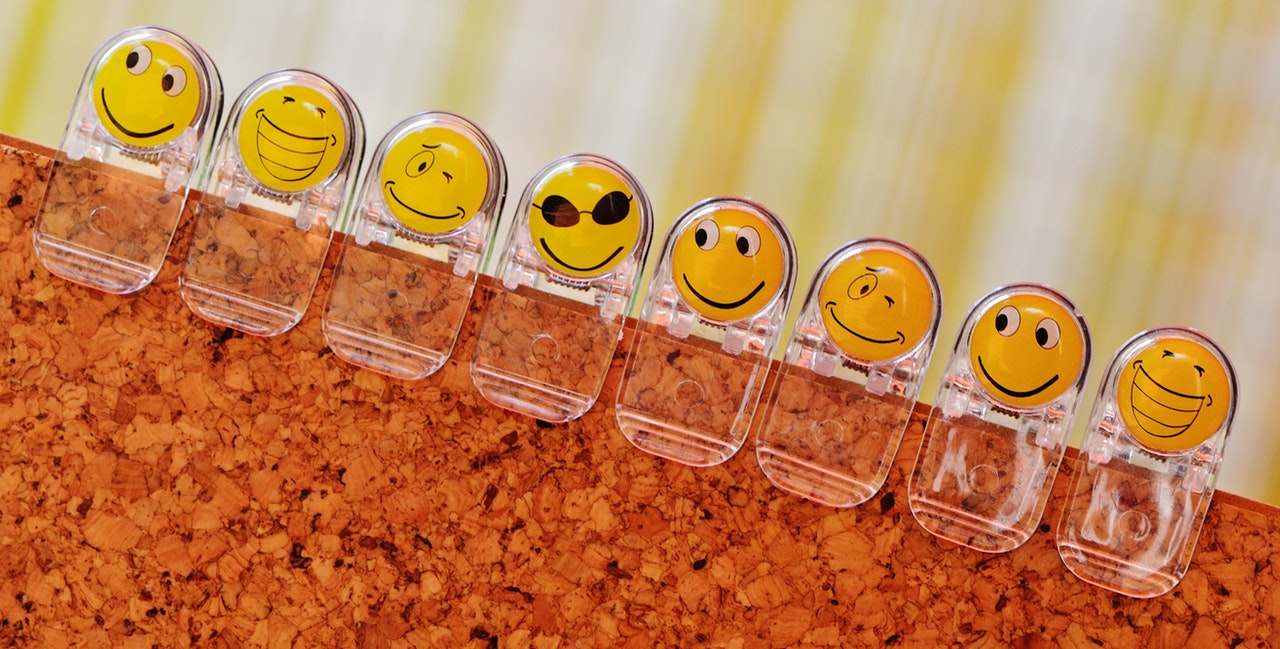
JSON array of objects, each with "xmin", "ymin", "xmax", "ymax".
[{"xmin": 0, "ymin": 133, "xmax": 1277, "ymax": 647}]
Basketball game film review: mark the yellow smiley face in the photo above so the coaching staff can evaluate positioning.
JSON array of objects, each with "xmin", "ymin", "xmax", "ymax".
[
  {"xmin": 819, "ymin": 247, "xmax": 936, "ymax": 362},
  {"xmin": 672, "ymin": 207, "xmax": 786, "ymax": 322},
  {"xmin": 528, "ymin": 165, "xmax": 640, "ymax": 278},
  {"xmin": 968, "ymin": 292, "xmax": 1086, "ymax": 408},
  {"xmin": 92, "ymin": 40, "xmax": 201, "ymax": 148},
  {"xmin": 1116, "ymin": 336, "xmax": 1231, "ymax": 453},
  {"xmin": 238, "ymin": 83, "xmax": 346, "ymax": 193},
  {"xmin": 380, "ymin": 126, "xmax": 488, "ymax": 235}
]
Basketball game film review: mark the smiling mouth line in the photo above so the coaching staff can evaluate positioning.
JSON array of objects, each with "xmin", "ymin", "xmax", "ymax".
[
  {"xmin": 977, "ymin": 356, "xmax": 1059, "ymax": 399},
  {"xmin": 100, "ymin": 89, "xmax": 175, "ymax": 139},
  {"xmin": 539, "ymin": 239, "xmax": 623, "ymax": 273},
  {"xmin": 384, "ymin": 181, "xmax": 464, "ymax": 220},
  {"xmin": 825, "ymin": 302, "xmax": 905, "ymax": 345},
  {"xmin": 682, "ymin": 275, "xmax": 765, "ymax": 311},
  {"xmin": 1128, "ymin": 360, "xmax": 1208, "ymax": 438},
  {"xmin": 255, "ymin": 110, "xmax": 333, "ymax": 181}
]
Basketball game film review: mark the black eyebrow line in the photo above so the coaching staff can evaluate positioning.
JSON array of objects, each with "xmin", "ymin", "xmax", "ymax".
[
  {"xmin": 865, "ymin": 266, "xmax": 886, "ymax": 272},
  {"xmin": 422, "ymin": 143, "xmax": 441, "ymax": 149}
]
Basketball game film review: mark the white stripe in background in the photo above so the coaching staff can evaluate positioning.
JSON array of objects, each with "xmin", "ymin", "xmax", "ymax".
[
  {"xmin": 1138, "ymin": 2, "xmax": 1228, "ymax": 329},
  {"xmin": 825, "ymin": 1, "xmax": 972, "ymax": 248},
  {"xmin": 485, "ymin": 0, "xmax": 598, "ymax": 187},
  {"xmin": 834, "ymin": 1, "xmax": 926, "ymax": 239},
  {"xmin": 968, "ymin": 0, "xmax": 1150, "ymax": 304},
  {"xmin": 739, "ymin": 0, "xmax": 860, "ymax": 232},
  {"xmin": 300, "ymin": 0, "xmax": 465, "ymax": 140},
  {"xmin": 1197, "ymin": 2, "xmax": 1280, "ymax": 501},
  {"xmin": 573, "ymin": 0, "xmax": 720, "ymax": 226},
  {"xmin": 881, "ymin": 1, "xmax": 969, "ymax": 241}
]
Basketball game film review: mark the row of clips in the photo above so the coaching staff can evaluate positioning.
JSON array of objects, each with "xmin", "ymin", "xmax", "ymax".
[{"xmin": 30, "ymin": 27, "xmax": 1238, "ymax": 599}]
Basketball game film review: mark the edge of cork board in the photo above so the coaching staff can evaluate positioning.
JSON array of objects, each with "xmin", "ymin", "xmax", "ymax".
[{"xmin": 0, "ymin": 134, "xmax": 1277, "ymax": 648}]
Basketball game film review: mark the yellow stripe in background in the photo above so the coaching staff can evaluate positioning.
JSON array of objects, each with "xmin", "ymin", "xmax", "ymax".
[
  {"xmin": 439, "ymin": 0, "xmax": 519, "ymax": 119},
  {"xmin": 661, "ymin": 0, "xmax": 788, "ymax": 218},
  {"xmin": 0, "ymin": 0, "xmax": 57, "ymax": 137}
]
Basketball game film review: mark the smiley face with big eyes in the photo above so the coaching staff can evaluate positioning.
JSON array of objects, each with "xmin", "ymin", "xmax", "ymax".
[
  {"xmin": 671, "ymin": 207, "xmax": 786, "ymax": 322},
  {"xmin": 528, "ymin": 165, "xmax": 640, "ymax": 278},
  {"xmin": 1116, "ymin": 335, "xmax": 1231, "ymax": 453},
  {"xmin": 819, "ymin": 246, "xmax": 937, "ymax": 363},
  {"xmin": 968, "ymin": 291, "xmax": 1087, "ymax": 408},
  {"xmin": 380, "ymin": 126, "xmax": 488, "ymax": 235},
  {"xmin": 92, "ymin": 39, "xmax": 201, "ymax": 148}
]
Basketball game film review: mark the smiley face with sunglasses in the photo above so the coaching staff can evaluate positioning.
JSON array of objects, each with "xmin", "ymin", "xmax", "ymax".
[{"xmin": 528, "ymin": 165, "xmax": 642, "ymax": 279}]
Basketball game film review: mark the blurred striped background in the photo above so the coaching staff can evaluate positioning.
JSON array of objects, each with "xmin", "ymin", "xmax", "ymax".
[{"xmin": 2, "ymin": 0, "xmax": 1279, "ymax": 505}]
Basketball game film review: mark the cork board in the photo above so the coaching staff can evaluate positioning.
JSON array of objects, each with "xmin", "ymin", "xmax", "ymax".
[{"xmin": 0, "ymin": 132, "xmax": 1277, "ymax": 648}]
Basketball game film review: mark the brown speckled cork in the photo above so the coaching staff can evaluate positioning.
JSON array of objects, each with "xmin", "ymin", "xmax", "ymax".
[{"xmin": 0, "ymin": 132, "xmax": 1277, "ymax": 647}]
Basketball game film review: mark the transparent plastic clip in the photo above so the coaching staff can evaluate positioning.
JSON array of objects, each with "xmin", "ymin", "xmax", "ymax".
[
  {"xmin": 470, "ymin": 154, "xmax": 652, "ymax": 422},
  {"xmin": 322, "ymin": 111, "xmax": 506, "ymax": 379},
  {"xmin": 1057, "ymin": 328, "xmax": 1237, "ymax": 598},
  {"xmin": 179, "ymin": 69, "xmax": 364, "ymax": 336},
  {"xmin": 756, "ymin": 238, "xmax": 942, "ymax": 506},
  {"xmin": 615, "ymin": 197, "xmax": 797, "ymax": 466},
  {"xmin": 909, "ymin": 283, "xmax": 1092, "ymax": 552},
  {"xmin": 33, "ymin": 25, "xmax": 222, "ymax": 294}
]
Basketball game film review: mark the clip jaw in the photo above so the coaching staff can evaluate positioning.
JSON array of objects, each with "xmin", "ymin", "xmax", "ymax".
[
  {"xmin": 34, "ymin": 26, "xmax": 222, "ymax": 295},
  {"xmin": 616, "ymin": 197, "xmax": 797, "ymax": 467},
  {"xmin": 472, "ymin": 154, "xmax": 652, "ymax": 422},
  {"xmin": 179, "ymin": 68, "xmax": 364, "ymax": 337},
  {"xmin": 756, "ymin": 238, "xmax": 943, "ymax": 507},
  {"xmin": 322, "ymin": 111, "xmax": 507, "ymax": 380},
  {"xmin": 909, "ymin": 283, "xmax": 1092, "ymax": 553},
  {"xmin": 1057, "ymin": 328, "xmax": 1237, "ymax": 598}
]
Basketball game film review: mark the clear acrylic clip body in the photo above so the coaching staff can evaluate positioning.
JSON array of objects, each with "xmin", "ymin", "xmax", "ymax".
[
  {"xmin": 470, "ymin": 154, "xmax": 652, "ymax": 422},
  {"xmin": 615, "ymin": 197, "xmax": 797, "ymax": 467},
  {"xmin": 1057, "ymin": 328, "xmax": 1237, "ymax": 598},
  {"xmin": 909, "ymin": 283, "xmax": 1091, "ymax": 552},
  {"xmin": 179, "ymin": 69, "xmax": 364, "ymax": 336},
  {"xmin": 33, "ymin": 25, "xmax": 222, "ymax": 294},
  {"xmin": 756, "ymin": 239, "xmax": 942, "ymax": 506},
  {"xmin": 322, "ymin": 111, "xmax": 506, "ymax": 379}
]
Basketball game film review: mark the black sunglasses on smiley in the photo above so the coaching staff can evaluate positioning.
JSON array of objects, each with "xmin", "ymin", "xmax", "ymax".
[{"xmin": 533, "ymin": 191, "xmax": 632, "ymax": 227}]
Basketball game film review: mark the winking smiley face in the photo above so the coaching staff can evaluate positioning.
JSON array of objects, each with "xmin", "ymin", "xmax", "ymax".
[
  {"xmin": 380, "ymin": 126, "xmax": 488, "ymax": 235},
  {"xmin": 819, "ymin": 246, "xmax": 936, "ymax": 363}
]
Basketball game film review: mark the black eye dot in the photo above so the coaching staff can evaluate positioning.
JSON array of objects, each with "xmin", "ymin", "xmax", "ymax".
[
  {"xmin": 126, "ymin": 51, "xmax": 139, "ymax": 69},
  {"xmin": 417, "ymin": 162, "xmax": 427, "ymax": 173},
  {"xmin": 162, "ymin": 74, "xmax": 174, "ymax": 92},
  {"xmin": 736, "ymin": 237, "xmax": 750, "ymax": 255},
  {"xmin": 1036, "ymin": 327, "xmax": 1049, "ymax": 347},
  {"xmin": 695, "ymin": 228, "xmax": 708, "ymax": 247},
  {"xmin": 995, "ymin": 313, "xmax": 1008, "ymax": 331},
  {"xmin": 859, "ymin": 282, "xmax": 871, "ymax": 296}
]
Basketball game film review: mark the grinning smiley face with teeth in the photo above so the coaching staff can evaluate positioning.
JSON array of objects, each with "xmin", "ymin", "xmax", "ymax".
[
  {"xmin": 238, "ymin": 83, "xmax": 346, "ymax": 193},
  {"xmin": 1116, "ymin": 335, "xmax": 1232, "ymax": 453}
]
